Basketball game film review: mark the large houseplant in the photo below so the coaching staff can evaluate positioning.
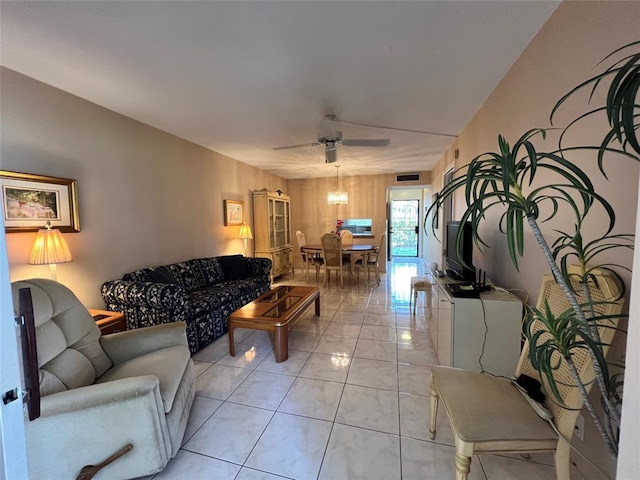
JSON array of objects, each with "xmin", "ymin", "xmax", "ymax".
[{"xmin": 426, "ymin": 41, "xmax": 639, "ymax": 455}]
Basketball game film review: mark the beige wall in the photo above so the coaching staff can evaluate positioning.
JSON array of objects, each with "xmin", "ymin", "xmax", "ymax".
[
  {"xmin": 287, "ymin": 172, "xmax": 431, "ymax": 269},
  {"xmin": 1, "ymin": 67, "xmax": 287, "ymax": 307},
  {"xmin": 434, "ymin": 2, "xmax": 639, "ymax": 295},
  {"xmin": 428, "ymin": 2, "xmax": 640, "ymax": 477}
]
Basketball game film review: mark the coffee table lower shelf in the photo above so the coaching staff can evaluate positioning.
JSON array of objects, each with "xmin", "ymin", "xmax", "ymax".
[{"xmin": 228, "ymin": 286, "xmax": 320, "ymax": 362}]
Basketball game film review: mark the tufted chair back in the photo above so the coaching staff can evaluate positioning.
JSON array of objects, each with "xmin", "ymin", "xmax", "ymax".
[{"xmin": 12, "ymin": 278, "xmax": 112, "ymax": 397}]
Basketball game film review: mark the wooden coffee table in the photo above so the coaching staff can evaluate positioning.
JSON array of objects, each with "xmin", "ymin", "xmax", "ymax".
[{"xmin": 228, "ymin": 285, "xmax": 320, "ymax": 362}]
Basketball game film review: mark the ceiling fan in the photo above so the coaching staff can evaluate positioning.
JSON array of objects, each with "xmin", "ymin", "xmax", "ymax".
[{"xmin": 273, "ymin": 117, "xmax": 390, "ymax": 163}]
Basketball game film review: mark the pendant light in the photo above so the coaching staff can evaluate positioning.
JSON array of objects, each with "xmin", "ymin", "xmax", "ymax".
[{"xmin": 327, "ymin": 165, "xmax": 348, "ymax": 205}]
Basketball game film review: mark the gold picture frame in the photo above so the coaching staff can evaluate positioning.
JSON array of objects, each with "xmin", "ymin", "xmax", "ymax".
[
  {"xmin": 224, "ymin": 200, "xmax": 244, "ymax": 226},
  {"xmin": 1, "ymin": 170, "xmax": 80, "ymax": 233}
]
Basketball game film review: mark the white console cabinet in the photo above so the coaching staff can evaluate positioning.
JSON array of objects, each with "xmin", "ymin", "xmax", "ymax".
[{"xmin": 429, "ymin": 275, "xmax": 523, "ymax": 377}]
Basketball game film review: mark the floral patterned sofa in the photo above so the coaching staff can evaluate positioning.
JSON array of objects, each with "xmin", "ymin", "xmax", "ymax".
[{"xmin": 101, "ymin": 255, "xmax": 271, "ymax": 353}]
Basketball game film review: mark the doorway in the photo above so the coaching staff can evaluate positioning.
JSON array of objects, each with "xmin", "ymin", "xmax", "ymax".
[{"xmin": 389, "ymin": 199, "xmax": 420, "ymax": 257}]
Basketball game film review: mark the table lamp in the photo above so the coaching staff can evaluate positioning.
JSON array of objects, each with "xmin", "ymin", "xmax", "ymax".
[
  {"xmin": 28, "ymin": 221, "xmax": 73, "ymax": 281},
  {"xmin": 238, "ymin": 222, "xmax": 253, "ymax": 257}
]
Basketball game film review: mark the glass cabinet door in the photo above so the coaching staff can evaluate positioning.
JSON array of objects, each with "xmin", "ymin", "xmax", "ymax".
[
  {"xmin": 274, "ymin": 199, "xmax": 286, "ymax": 247},
  {"xmin": 268, "ymin": 198, "xmax": 275, "ymax": 249},
  {"xmin": 284, "ymin": 201, "xmax": 290, "ymax": 245}
]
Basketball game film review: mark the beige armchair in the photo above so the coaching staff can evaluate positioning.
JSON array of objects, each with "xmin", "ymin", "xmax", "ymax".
[
  {"xmin": 11, "ymin": 278, "xmax": 195, "ymax": 480},
  {"xmin": 429, "ymin": 268, "xmax": 623, "ymax": 480}
]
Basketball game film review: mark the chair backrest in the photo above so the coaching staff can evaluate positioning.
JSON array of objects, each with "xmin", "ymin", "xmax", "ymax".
[
  {"xmin": 11, "ymin": 279, "xmax": 112, "ymax": 397},
  {"xmin": 515, "ymin": 267, "xmax": 623, "ymax": 438},
  {"xmin": 296, "ymin": 230, "xmax": 306, "ymax": 249},
  {"xmin": 340, "ymin": 230, "xmax": 354, "ymax": 247},
  {"xmin": 321, "ymin": 233, "xmax": 343, "ymax": 267},
  {"xmin": 376, "ymin": 233, "xmax": 386, "ymax": 256},
  {"xmin": 369, "ymin": 232, "xmax": 386, "ymax": 265}
]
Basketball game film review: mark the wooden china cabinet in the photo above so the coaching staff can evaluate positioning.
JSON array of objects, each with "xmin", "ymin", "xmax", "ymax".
[{"xmin": 252, "ymin": 189, "xmax": 294, "ymax": 281}]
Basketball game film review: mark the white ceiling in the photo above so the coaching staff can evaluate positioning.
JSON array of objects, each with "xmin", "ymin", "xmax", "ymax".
[{"xmin": 0, "ymin": 1, "xmax": 559, "ymax": 180}]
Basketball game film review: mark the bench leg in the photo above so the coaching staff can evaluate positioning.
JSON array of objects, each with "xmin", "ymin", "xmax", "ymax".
[
  {"xmin": 410, "ymin": 285, "xmax": 414, "ymax": 315},
  {"xmin": 315, "ymin": 295, "xmax": 321, "ymax": 316}
]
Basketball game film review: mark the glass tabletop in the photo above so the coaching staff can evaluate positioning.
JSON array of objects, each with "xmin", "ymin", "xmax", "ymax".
[
  {"xmin": 260, "ymin": 285, "xmax": 295, "ymax": 303},
  {"xmin": 262, "ymin": 295, "xmax": 303, "ymax": 317}
]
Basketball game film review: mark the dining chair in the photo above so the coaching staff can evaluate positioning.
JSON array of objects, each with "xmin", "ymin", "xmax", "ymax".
[
  {"xmin": 320, "ymin": 233, "xmax": 351, "ymax": 287},
  {"xmin": 296, "ymin": 230, "xmax": 310, "ymax": 280},
  {"xmin": 296, "ymin": 230, "xmax": 323, "ymax": 282},
  {"xmin": 339, "ymin": 230, "xmax": 354, "ymax": 271},
  {"xmin": 354, "ymin": 233, "xmax": 385, "ymax": 284},
  {"xmin": 429, "ymin": 267, "xmax": 623, "ymax": 480},
  {"xmin": 340, "ymin": 230, "xmax": 354, "ymax": 247}
]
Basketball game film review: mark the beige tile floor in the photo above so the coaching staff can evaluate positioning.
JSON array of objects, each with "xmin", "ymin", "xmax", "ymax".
[{"xmin": 144, "ymin": 259, "xmax": 562, "ymax": 480}]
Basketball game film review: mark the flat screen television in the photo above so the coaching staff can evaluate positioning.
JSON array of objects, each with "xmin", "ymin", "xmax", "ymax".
[{"xmin": 445, "ymin": 221, "xmax": 476, "ymax": 281}]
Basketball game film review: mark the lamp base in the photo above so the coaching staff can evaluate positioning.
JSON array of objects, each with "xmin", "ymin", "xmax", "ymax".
[{"xmin": 49, "ymin": 264, "xmax": 58, "ymax": 281}]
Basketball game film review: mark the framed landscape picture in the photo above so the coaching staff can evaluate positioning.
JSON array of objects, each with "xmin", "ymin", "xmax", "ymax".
[
  {"xmin": 1, "ymin": 171, "xmax": 80, "ymax": 233},
  {"xmin": 224, "ymin": 200, "xmax": 244, "ymax": 226}
]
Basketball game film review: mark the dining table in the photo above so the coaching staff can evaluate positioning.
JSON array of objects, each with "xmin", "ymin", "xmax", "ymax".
[{"xmin": 300, "ymin": 243, "xmax": 378, "ymax": 282}]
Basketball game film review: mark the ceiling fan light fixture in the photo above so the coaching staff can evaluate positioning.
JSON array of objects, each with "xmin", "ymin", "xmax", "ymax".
[
  {"xmin": 327, "ymin": 165, "xmax": 348, "ymax": 205},
  {"xmin": 325, "ymin": 147, "xmax": 337, "ymax": 164}
]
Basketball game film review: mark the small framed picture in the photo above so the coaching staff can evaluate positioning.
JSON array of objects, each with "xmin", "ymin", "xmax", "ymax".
[
  {"xmin": 224, "ymin": 200, "xmax": 244, "ymax": 226},
  {"xmin": 1, "ymin": 171, "xmax": 80, "ymax": 233}
]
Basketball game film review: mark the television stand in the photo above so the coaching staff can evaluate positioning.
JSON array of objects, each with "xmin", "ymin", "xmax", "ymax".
[
  {"xmin": 445, "ymin": 269, "xmax": 457, "ymax": 279},
  {"xmin": 428, "ymin": 275, "xmax": 523, "ymax": 377}
]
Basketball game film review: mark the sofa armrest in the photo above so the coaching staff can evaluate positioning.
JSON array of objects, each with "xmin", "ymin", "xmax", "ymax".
[
  {"xmin": 26, "ymin": 376, "xmax": 172, "ymax": 479},
  {"xmin": 101, "ymin": 280, "xmax": 187, "ymax": 310},
  {"xmin": 100, "ymin": 322, "xmax": 188, "ymax": 365}
]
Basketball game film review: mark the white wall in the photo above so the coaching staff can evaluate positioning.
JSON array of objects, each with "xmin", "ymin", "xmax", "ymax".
[
  {"xmin": 617, "ymin": 183, "xmax": 640, "ymax": 478},
  {"xmin": 0, "ymin": 217, "xmax": 29, "ymax": 480}
]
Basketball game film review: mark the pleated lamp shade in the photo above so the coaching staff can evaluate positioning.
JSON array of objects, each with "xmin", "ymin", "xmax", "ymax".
[
  {"xmin": 238, "ymin": 223, "xmax": 253, "ymax": 240},
  {"xmin": 238, "ymin": 222, "xmax": 253, "ymax": 257},
  {"xmin": 28, "ymin": 222, "xmax": 73, "ymax": 280}
]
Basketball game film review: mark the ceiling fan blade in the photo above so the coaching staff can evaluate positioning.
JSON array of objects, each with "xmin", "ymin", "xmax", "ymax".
[
  {"xmin": 342, "ymin": 139, "xmax": 390, "ymax": 147},
  {"xmin": 272, "ymin": 142, "xmax": 320, "ymax": 150},
  {"xmin": 325, "ymin": 148, "xmax": 337, "ymax": 163}
]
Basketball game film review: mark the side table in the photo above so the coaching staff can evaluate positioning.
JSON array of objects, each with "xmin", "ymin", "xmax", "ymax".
[{"xmin": 89, "ymin": 309, "xmax": 126, "ymax": 335}]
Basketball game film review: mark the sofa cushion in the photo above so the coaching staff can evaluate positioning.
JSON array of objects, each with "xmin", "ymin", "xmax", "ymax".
[
  {"xmin": 166, "ymin": 262, "xmax": 201, "ymax": 293},
  {"xmin": 219, "ymin": 254, "xmax": 249, "ymax": 281},
  {"xmin": 146, "ymin": 266, "xmax": 177, "ymax": 284},
  {"xmin": 123, "ymin": 268, "xmax": 154, "ymax": 282},
  {"xmin": 96, "ymin": 345, "xmax": 190, "ymax": 413},
  {"xmin": 187, "ymin": 258, "xmax": 225, "ymax": 288}
]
